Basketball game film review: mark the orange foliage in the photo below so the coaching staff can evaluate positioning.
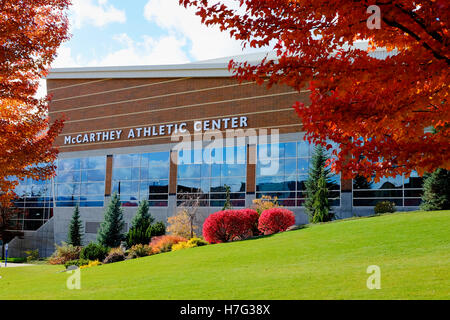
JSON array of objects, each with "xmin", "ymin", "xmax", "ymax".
[
  {"xmin": 180, "ymin": 0, "xmax": 450, "ymax": 179},
  {"xmin": 0, "ymin": 0, "xmax": 70, "ymax": 206},
  {"xmin": 149, "ymin": 235, "xmax": 188, "ymax": 254}
]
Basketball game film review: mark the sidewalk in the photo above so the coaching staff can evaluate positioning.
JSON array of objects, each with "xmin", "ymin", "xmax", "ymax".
[{"xmin": 0, "ymin": 263, "xmax": 33, "ymax": 268}]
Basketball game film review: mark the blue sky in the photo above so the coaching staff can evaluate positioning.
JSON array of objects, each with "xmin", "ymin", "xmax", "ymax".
[{"xmin": 51, "ymin": 0, "xmax": 270, "ymax": 68}]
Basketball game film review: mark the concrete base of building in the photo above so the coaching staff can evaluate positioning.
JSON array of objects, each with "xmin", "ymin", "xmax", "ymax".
[{"xmin": 7, "ymin": 193, "xmax": 420, "ymax": 257}]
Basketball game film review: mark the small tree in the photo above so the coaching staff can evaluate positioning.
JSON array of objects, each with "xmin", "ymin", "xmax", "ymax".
[
  {"xmin": 310, "ymin": 173, "xmax": 333, "ymax": 223},
  {"xmin": 222, "ymin": 185, "xmax": 232, "ymax": 210},
  {"xmin": 67, "ymin": 205, "xmax": 83, "ymax": 246},
  {"xmin": 304, "ymin": 145, "xmax": 335, "ymax": 222},
  {"xmin": 126, "ymin": 200, "xmax": 155, "ymax": 247},
  {"xmin": 97, "ymin": 192, "xmax": 125, "ymax": 248},
  {"xmin": 168, "ymin": 193, "xmax": 200, "ymax": 239},
  {"xmin": 421, "ymin": 168, "xmax": 450, "ymax": 211},
  {"xmin": 130, "ymin": 199, "xmax": 154, "ymax": 230}
]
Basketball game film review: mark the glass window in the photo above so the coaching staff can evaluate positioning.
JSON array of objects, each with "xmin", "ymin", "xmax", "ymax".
[
  {"xmin": 352, "ymin": 170, "xmax": 424, "ymax": 207},
  {"xmin": 112, "ymin": 152, "xmax": 170, "ymax": 207},
  {"xmin": 55, "ymin": 156, "xmax": 106, "ymax": 207},
  {"xmin": 256, "ymin": 140, "xmax": 341, "ymax": 207},
  {"xmin": 176, "ymin": 146, "xmax": 246, "ymax": 207}
]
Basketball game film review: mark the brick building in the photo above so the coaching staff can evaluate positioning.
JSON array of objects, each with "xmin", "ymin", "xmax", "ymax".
[{"xmin": 7, "ymin": 53, "xmax": 424, "ymax": 256}]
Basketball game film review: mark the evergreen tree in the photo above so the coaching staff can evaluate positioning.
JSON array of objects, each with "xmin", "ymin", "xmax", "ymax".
[
  {"xmin": 420, "ymin": 168, "xmax": 450, "ymax": 211},
  {"xmin": 222, "ymin": 184, "xmax": 232, "ymax": 210},
  {"xmin": 311, "ymin": 172, "xmax": 333, "ymax": 223},
  {"xmin": 67, "ymin": 205, "xmax": 83, "ymax": 246},
  {"xmin": 130, "ymin": 200, "xmax": 154, "ymax": 230},
  {"xmin": 97, "ymin": 192, "xmax": 125, "ymax": 248},
  {"xmin": 304, "ymin": 145, "xmax": 334, "ymax": 222},
  {"xmin": 126, "ymin": 200, "xmax": 155, "ymax": 247}
]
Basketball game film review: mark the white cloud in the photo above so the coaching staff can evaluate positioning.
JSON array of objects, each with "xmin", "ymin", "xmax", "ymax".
[
  {"xmin": 49, "ymin": 33, "xmax": 189, "ymax": 68},
  {"xmin": 70, "ymin": 0, "xmax": 126, "ymax": 29},
  {"xmin": 90, "ymin": 34, "xmax": 189, "ymax": 66},
  {"xmin": 51, "ymin": 46, "xmax": 81, "ymax": 68},
  {"xmin": 143, "ymin": 0, "xmax": 270, "ymax": 61}
]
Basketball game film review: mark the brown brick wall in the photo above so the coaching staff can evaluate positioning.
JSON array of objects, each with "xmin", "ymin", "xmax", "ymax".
[{"xmin": 48, "ymin": 77, "xmax": 308, "ymax": 153}]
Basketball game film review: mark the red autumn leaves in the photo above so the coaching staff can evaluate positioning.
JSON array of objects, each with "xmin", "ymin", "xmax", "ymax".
[{"xmin": 203, "ymin": 208, "xmax": 295, "ymax": 244}]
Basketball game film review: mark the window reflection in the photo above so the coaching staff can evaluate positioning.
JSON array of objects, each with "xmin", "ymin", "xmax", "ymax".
[
  {"xmin": 112, "ymin": 151, "xmax": 170, "ymax": 207},
  {"xmin": 352, "ymin": 172, "xmax": 423, "ymax": 206},
  {"xmin": 55, "ymin": 156, "xmax": 106, "ymax": 207},
  {"xmin": 256, "ymin": 140, "xmax": 341, "ymax": 207},
  {"xmin": 177, "ymin": 146, "xmax": 246, "ymax": 207}
]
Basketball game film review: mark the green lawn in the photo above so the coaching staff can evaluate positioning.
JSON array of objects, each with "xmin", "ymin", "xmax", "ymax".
[{"xmin": 0, "ymin": 210, "xmax": 449, "ymax": 300}]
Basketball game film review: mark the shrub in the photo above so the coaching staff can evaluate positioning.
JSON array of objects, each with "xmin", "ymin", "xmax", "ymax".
[
  {"xmin": 374, "ymin": 201, "xmax": 396, "ymax": 214},
  {"xmin": 202, "ymin": 209, "xmax": 259, "ymax": 244},
  {"xmin": 127, "ymin": 244, "xmax": 153, "ymax": 259},
  {"xmin": 150, "ymin": 235, "xmax": 187, "ymax": 254},
  {"xmin": 48, "ymin": 243, "xmax": 81, "ymax": 265},
  {"xmin": 24, "ymin": 249, "xmax": 39, "ymax": 262},
  {"xmin": 252, "ymin": 195, "xmax": 280, "ymax": 215},
  {"xmin": 171, "ymin": 237, "xmax": 209, "ymax": 252},
  {"xmin": 151, "ymin": 221, "xmax": 166, "ymax": 237},
  {"xmin": 167, "ymin": 209, "xmax": 197, "ymax": 239},
  {"xmin": 79, "ymin": 260, "xmax": 102, "ymax": 269},
  {"xmin": 171, "ymin": 241, "xmax": 195, "ymax": 251},
  {"xmin": 126, "ymin": 225, "xmax": 152, "ymax": 248},
  {"xmin": 103, "ymin": 247, "xmax": 125, "ymax": 264},
  {"xmin": 187, "ymin": 237, "xmax": 209, "ymax": 247},
  {"xmin": 1, "ymin": 257, "xmax": 26, "ymax": 263},
  {"xmin": 258, "ymin": 208, "xmax": 295, "ymax": 235},
  {"xmin": 64, "ymin": 259, "xmax": 89, "ymax": 269},
  {"xmin": 80, "ymin": 242, "xmax": 109, "ymax": 262}
]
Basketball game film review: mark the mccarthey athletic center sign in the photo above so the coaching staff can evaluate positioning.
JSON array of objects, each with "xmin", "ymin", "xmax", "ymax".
[{"xmin": 63, "ymin": 116, "xmax": 249, "ymax": 145}]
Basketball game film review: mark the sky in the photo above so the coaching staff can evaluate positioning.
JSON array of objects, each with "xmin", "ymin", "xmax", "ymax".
[
  {"xmin": 50, "ymin": 0, "xmax": 272, "ymax": 68},
  {"xmin": 36, "ymin": 0, "xmax": 272, "ymax": 97}
]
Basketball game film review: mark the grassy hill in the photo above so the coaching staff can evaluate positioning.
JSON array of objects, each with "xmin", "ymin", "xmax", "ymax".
[{"xmin": 0, "ymin": 210, "xmax": 449, "ymax": 300}]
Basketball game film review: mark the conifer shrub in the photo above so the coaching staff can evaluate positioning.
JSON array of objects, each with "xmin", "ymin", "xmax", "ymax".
[
  {"xmin": 80, "ymin": 242, "xmax": 109, "ymax": 262},
  {"xmin": 420, "ymin": 168, "xmax": 450, "ymax": 211},
  {"xmin": 151, "ymin": 221, "xmax": 166, "ymax": 237},
  {"xmin": 258, "ymin": 208, "xmax": 295, "ymax": 235}
]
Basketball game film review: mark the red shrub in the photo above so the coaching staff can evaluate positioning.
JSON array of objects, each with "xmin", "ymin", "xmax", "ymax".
[
  {"xmin": 258, "ymin": 208, "xmax": 295, "ymax": 235},
  {"xmin": 150, "ymin": 235, "xmax": 187, "ymax": 254},
  {"xmin": 202, "ymin": 209, "xmax": 259, "ymax": 244}
]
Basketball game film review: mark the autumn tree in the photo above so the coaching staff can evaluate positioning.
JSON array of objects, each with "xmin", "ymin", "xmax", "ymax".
[
  {"xmin": 180, "ymin": 0, "xmax": 449, "ymax": 180},
  {"xmin": 0, "ymin": 0, "xmax": 69, "ymax": 205}
]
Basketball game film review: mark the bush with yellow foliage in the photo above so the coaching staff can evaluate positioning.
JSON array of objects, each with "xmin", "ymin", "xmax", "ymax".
[{"xmin": 251, "ymin": 195, "xmax": 280, "ymax": 215}]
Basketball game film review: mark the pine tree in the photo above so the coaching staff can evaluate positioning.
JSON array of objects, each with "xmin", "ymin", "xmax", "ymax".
[
  {"xmin": 97, "ymin": 192, "xmax": 125, "ymax": 248},
  {"xmin": 304, "ymin": 145, "xmax": 334, "ymax": 222},
  {"xmin": 67, "ymin": 205, "xmax": 83, "ymax": 246},
  {"xmin": 311, "ymin": 172, "xmax": 333, "ymax": 223},
  {"xmin": 420, "ymin": 168, "xmax": 450, "ymax": 211},
  {"xmin": 126, "ymin": 200, "xmax": 155, "ymax": 247}
]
